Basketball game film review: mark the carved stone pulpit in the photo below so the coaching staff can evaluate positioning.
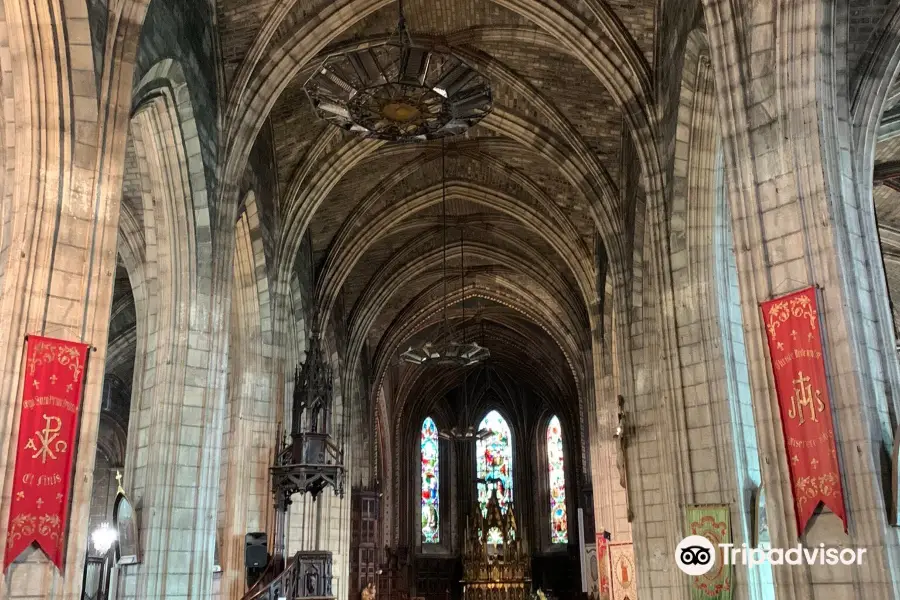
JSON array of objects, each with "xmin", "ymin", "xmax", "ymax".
[
  {"xmin": 296, "ymin": 551, "xmax": 334, "ymax": 599},
  {"xmin": 271, "ymin": 333, "xmax": 345, "ymax": 512}
]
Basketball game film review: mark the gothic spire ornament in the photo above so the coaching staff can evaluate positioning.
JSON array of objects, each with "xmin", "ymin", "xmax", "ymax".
[{"xmin": 271, "ymin": 333, "xmax": 345, "ymax": 509}]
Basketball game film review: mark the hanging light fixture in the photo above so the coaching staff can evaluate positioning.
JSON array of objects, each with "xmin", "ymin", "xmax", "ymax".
[
  {"xmin": 401, "ymin": 140, "xmax": 490, "ymax": 367},
  {"xmin": 303, "ymin": 0, "xmax": 492, "ymax": 142},
  {"xmin": 90, "ymin": 522, "xmax": 118, "ymax": 556},
  {"xmin": 439, "ymin": 367, "xmax": 491, "ymax": 442}
]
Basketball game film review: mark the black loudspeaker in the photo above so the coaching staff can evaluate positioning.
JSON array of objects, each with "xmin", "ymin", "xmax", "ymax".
[{"xmin": 245, "ymin": 532, "xmax": 268, "ymax": 568}]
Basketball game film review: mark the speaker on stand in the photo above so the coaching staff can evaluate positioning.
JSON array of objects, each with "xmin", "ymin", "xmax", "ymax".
[{"xmin": 245, "ymin": 532, "xmax": 269, "ymax": 589}]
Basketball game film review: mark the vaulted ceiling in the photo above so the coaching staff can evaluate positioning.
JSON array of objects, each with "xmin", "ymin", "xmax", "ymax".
[
  {"xmin": 212, "ymin": 0, "xmax": 661, "ymax": 418},
  {"xmin": 873, "ymin": 81, "xmax": 900, "ymax": 332}
]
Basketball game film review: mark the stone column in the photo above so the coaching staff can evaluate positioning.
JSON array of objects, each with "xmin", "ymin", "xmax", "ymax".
[
  {"xmin": 113, "ymin": 61, "xmax": 231, "ymax": 599},
  {"xmin": 217, "ymin": 208, "xmax": 277, "ymax": 600},
  {"xmin": 703, "ymin": 0, "xmax": 900, "ymax": 597},
  {"xmin": 0, "ymin": 1, "xmax": 145, "ymax": 598}
]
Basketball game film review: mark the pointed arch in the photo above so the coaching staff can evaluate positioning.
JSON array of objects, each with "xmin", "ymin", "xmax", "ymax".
[
  {"xmin": 476, "ymin": 409, "xmax": 514, "ymax": 544},
  {"xmin": 420, "ymin": 416, "xmax": 440, "ymax": 543},
  {"xmin": 546, "ymin": 415, "xmax": 568, "ymax": 544}
]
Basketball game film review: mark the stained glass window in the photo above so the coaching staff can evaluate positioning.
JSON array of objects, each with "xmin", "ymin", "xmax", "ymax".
[
  {"xmin": 421, "ymin": 417, "xmax": 440, "ymax": 543},
  {"xmin": 476, "ymin": 410, "xmax": 513, "ymax": 544},
  {"xmin": 547, "ymin": 415, "xmax": 568, "ymax": 543}
]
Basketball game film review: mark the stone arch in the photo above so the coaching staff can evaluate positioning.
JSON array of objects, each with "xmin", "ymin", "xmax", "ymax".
[
  {"xmin": 218, "ymin": 3, "xmax": 669, "ymax": 368},
  {"xmin": 349, "ymin": 243, "xmax": 585, "ymax": 360},
  {"xmin": 224, "ymin": 8, "xmax": 652, "ymax": 541},
  {"xmin": 844, "ymin": 13, "xmax": 900, "ymax": 591},
  {"xmin": 222, "ymin": 0, "xmax": 657, "ymax": 240},
  {"xmin": 316, "ymin": 179, "xmax": 593, "ymax": 322},
  {"xmin": 115, "ymin": 195, "xmax": 150, "ymax": 492},
  {"xmin": 380, "ymin": 291, "xmax": 584, "ymax": 406},
  {"xmin": 850, "ymin": 3, "xmax": 900, "ymax": 439},
  {"xmin": 116, "ymin": 57, "xmax": 219, "ymax": 598},
  {"xmin": 278, "ymin": 109, "xmax": 609, "ymax": 339}
]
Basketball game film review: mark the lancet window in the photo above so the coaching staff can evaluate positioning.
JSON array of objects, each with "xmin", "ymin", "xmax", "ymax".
[
  {"xmin": 546, "ymin": 415, "xmax": 568, "ymax": 543},
  {"xmin": 421, "ymin": 417, "xmax": 440, "ymax": 543},
  {"xmin": 476, "ymin": 410, "xmax": 513, "ymax": 544}
]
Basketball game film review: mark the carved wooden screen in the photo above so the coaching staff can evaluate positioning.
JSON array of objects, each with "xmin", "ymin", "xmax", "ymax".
[
  {"xmin": 352, "ymin": 489, "xmax": 380, "ymax": 597},
  {"xmin": 414, "ymin": 557, "xmax": 455, "ymax": 600}
]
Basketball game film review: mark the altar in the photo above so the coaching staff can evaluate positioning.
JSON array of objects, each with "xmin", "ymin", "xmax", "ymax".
[{"xmin": 461, "ymin": 488, "xmax": 531, "ymax": 600}]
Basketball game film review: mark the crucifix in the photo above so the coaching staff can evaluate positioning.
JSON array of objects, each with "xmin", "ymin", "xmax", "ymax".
[{"xmin": 613, "ymin": 395, "xmax": 634, "ymax": 522}]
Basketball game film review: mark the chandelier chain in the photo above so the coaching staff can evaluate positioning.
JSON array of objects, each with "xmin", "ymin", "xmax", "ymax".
[
  {"xmin": 461, "ymin": 200, "xmax": 466, "ymax": 343},
  {"xmin": 442, "ymin": 138, "xmax": 448, "ymax": 332}
]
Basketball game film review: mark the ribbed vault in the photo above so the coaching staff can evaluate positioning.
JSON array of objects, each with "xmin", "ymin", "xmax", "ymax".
[{"xmin": 212, "ymin": 0, "xmax": 659, "ymax": 507}]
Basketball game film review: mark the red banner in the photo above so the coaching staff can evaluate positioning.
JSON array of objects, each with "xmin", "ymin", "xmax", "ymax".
[
  {"xmin": 596, "ymin": 533, "xmax": 610, "ymax": 599},
  {"xmin": 760, "ymin": 287, "xmax": 847, "ymax": 534},
  {"xmin": 3, "ymin": 336, "xmax": 90, "ymax": 572}
]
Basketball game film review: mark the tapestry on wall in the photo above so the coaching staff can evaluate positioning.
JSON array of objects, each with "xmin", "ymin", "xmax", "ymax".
[
  {"xmin": 596, "ymin": 533, "xmax": 611, "ymax": 600},
  {"xmin": 760, "ymin": 286, "xmax": 847, "ymax": 534},
  {"xmin": 582, "ymin": 543, "xmax": 599, "ymax": 595},
  {"xmin": 685, "ymin": 505, "xmax": 732, "ymax": 600},
  {"xmin": 608, "ymin": 542, "xmax": 636, "ymax": 600},
  {"xmin": 3, "ymin": 336, "xmax": 90, "ymax": 572}
]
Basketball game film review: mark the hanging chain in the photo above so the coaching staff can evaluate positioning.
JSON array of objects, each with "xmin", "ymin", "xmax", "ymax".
[
  {"xmin": 461, "ymin": 199, "xmax": 466, "ymax": 344},
  {"xmin": 442, "ymin": 137, "xmax": 448, "ymax": 331}
]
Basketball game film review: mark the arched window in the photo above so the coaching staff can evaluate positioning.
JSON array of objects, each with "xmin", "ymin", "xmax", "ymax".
[
  {"xmin": 546, "ymin": 415, "xmax": 568, "ymax": 544},
  {"xmin": 420, "ymin": 417, "xmax": 440, "ymax": 543},
  {"xmin": 476, "ymin": 410, "xmax": 513, "ymax": 544}
]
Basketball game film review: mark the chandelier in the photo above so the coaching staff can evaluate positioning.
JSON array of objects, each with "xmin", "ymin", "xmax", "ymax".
[
  {"xmin": 303, "ymin": 1, "xmax": 492, "ymax": 142},
  {"xmin": 401, "ymin": 139, "xmax": 490, "ymax": 367},
  {"xmin": 400, "ymin": 340, "xmax": 489, "ymax": 367}
]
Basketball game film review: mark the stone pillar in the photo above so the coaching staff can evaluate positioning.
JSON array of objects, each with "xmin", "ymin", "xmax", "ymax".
[
  {"xmin": 703, "ymin": 0, "xmax": 900, "ymax": 597},
  {"xmin": 0, "ymin": 1, "xmax": 145, "ymax": 598},
  {"xmin": 113, "ymin": 61, "xmax": 231, "ymax": 599},
  {"xmin": 216, "ymin": 208, "xmax": 277, "ymax": 600}
]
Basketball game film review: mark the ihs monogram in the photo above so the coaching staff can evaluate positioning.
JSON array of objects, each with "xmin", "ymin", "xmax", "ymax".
[{"xmin": 789, "ymin": 371, "xmax": 826, "ymax": 426}]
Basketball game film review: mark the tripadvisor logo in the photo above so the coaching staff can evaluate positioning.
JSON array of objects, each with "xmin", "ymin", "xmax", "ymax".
[
  {"xmin": 675, "ymin": 535, "xmax": 867, "ymax": 574},
  {"xmin": 676, "ymin": 536, "xmax": 716, "ymax": 576}
]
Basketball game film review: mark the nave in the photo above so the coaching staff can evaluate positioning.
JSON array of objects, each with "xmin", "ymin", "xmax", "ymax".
[{"xmin": 2, "ymin": 1, "xmax": 900, "ymax": 600}]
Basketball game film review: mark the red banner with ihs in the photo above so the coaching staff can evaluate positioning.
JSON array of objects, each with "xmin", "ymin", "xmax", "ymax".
[
  {"xmin": 3, "ymin": 336, "xmax": 90, "ymax": 572},
  {"xmin": 760, "ymin": 287, "xmax": 847, "ymax": 535}
]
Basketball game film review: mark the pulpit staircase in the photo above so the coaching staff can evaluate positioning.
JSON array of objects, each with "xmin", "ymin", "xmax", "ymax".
[{"xmin": 242, "ymin": 552, "xmax": 335, "ymax": 600}]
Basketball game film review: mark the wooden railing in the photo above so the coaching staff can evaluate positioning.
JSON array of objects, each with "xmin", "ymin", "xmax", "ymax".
[{"xmin": 241, "ymin": 554, "xmax": 293, "ymax": 600}]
